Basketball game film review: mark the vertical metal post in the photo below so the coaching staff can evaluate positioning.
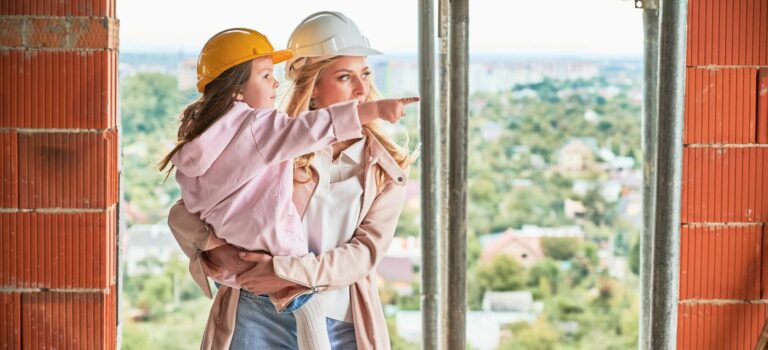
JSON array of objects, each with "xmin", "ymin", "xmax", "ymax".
[
  {"xmin": 447, "ymin": 0, "xmax": 469, "ymax": 348},
  {"xmin": 640, "ymin": 1, "xmax": 659, "ymax": 349},
  {"xmin": 437, "ymin": 0, "xmax": 451, "ymax": 349},
  {"xmin": 418, "ymin": 0, "xmax": 439, "ymax": 348},
  {"xmin": 650, "ymin": 0, "xmax": 687, "ymax": 348}
]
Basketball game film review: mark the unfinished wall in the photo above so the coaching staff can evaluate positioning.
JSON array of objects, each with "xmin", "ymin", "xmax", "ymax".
[
  {"xmin": 679, "ymin": 0, "xmax": 768, "ymax": 348},
  {"xmin": 0, "ymin": 0, "xmax": 119, "ymax": 348}
]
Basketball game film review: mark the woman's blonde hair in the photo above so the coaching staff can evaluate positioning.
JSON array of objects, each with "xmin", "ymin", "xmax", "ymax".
[{"xmin": 285, "ymin": 56, "xmax": 413, "ymax": 190}]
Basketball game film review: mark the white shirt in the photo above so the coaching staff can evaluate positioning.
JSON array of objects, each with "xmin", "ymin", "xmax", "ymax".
[{"xmin": 303, "ymin": 138, "xmax": 366, "ymax": 322}]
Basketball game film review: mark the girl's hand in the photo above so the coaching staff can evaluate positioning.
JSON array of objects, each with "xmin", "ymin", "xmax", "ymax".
[
  {"xmin": 375, "ymin": 97, "xmax": 420, "ymax": 123},
  {"xmin": 357, "ymin": 97, "xmax": 420, "ymax": 125}
]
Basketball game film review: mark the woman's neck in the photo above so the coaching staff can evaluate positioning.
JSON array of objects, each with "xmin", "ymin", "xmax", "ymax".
[{"xmin": 331, "ymin": 138, "xmax": 360, "ymax": 160}]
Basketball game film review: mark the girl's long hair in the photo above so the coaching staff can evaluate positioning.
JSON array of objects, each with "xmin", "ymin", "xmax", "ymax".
[{"xmin": 158, "ymin": 60, "xmax": 252, "ymax": 176}]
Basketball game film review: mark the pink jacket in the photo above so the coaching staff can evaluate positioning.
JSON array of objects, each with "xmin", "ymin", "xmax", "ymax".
[
  {"xmin": 167, "ymin": 135, "xmax": 409, "ymax": 350},
  {"xmin": 172, "ymin": 100, "xmax": 362, "ymax": 258}
]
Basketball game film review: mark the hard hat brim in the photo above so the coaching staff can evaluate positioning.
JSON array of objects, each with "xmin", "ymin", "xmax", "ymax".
[
  {"xmin": 333, "ymin": 46, "xmax": 383, "ymax": 56},
  {"xmin": 269, "ymin": 49, "xmax": 293, "ymax": 64}
]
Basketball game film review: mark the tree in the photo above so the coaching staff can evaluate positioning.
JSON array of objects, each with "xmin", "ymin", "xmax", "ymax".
[
  {"xmin": 541, "ymin": 237, "xmax": 581, "ymax": 260},
  {"xmin": 120, "ymin": 72, "xmax": 189, "ymax": 225},
  {"xmin": 476, "ymin": 255, "xmax": 526, "ymax": 293},
  {"xmin": 580, "ymin": 187, "xmax": 618, "ymax": 227},
  {"xmin": 121, "ymin": 72, "xmax": 187, "ymax": 135},
  {"xmin": 528, "ymin": 258, "xmax": 561, "ymax": 295}
]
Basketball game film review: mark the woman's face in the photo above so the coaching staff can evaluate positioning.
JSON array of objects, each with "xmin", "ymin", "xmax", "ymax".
[{"xmin": 312, "ymin": 56, "xmax": 371, "ymax": 108}]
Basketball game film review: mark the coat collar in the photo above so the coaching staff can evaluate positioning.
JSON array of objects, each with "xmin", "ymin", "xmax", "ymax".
[
  {"xmin": 363, "ymin": 135, "xmax": 407, "ymax": 185},
  {"xmin": 292, "ymin": 136, "xmax": 409, "ymax": 218}
]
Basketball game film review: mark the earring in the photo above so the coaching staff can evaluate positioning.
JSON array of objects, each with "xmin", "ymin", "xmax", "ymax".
[
  {"xmin": 309, "ymin": 98, "xmax": 317, "ymax": 109},
  {"xmin": 235, "ymin": 93, "xmax": 244, "ymax": 101}
]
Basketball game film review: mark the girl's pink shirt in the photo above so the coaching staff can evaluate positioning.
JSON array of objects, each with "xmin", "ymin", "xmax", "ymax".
[{"xmin": 171, "ymin": 100, "xmax": 363, "ymax": 258}]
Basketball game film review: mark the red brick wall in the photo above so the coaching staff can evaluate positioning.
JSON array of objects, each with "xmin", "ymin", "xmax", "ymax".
[
  {"xmin": 680, "ymin": 0, "xmax": 768, "ymax": 348},
  {"xmin": 0, "ymin": 1, "xmax": 119, "ymax": 348}
]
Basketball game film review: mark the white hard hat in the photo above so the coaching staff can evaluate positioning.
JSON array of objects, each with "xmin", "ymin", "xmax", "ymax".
[{"xmin": 285, "ymin": 11, "xmax": 382, "ymax": 80}]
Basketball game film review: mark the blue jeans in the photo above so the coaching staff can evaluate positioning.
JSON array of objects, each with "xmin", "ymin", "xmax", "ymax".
[
  {"xmin": 229, "ymin": 290, "xmax": 357, "ymax": 349},
  {"xmin": 282, "ymin": 293, "xmax": 313, "ymax": 313}
]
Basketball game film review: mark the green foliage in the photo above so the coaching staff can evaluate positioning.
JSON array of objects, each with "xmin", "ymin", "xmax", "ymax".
[
  {"xmin": 122, "ymin": 253, "xmax": 214, "ymax": 350},
  {"xmin": 121, "ymin": 72, "xmax": 187, "ymax": 135},
  {"xmin": 541, "ymin": 237, "xmax": 581, "ymax": 261},
  {"xmin": 123, "ymin": 254, "xmax": 202, "ymax": 317},
  {"xmin": 528, "ymin": 259, "xmax": 561, "ymax": 296},
  {"xmin": 579, "ymin": 188, "xmax": 618, "ymax": 227},
  {"xmin": 122, "ymin": 298, "xmax": 212, "ymax": 350},
  {"xmin": 500, "ymin": 319, "xmax": 560, "ymax": 350},
  {"xmin": 394, "ymin": 283, "xmax": 421, "ymax": 311},
  {"xmin": 396, "ymin": 204, "xmax": 421, "ymax": 237},
  {"xmin": 120, "ymin": 72, "xmax": 196, "ymax": 225},
  {"xmin": 629, "ymin": 238, "xmax": 640, "ymax": 275},
  {"xmin": 476, "ymin": 255, "xmax": 527, "ymax": 293}
]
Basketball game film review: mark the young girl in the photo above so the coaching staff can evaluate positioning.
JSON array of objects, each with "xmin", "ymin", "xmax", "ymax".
[{"xmin": 158, "ymin": 28, "xmax": 418, "ymax": 350}]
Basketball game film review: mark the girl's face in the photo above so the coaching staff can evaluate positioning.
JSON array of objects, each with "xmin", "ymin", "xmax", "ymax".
[
  {"xmin": 240, "ymin": 56, "xmax": 279, "ymax": 108},
  {"xmin": 313, "ymin": 56, "xmax": 371, "ymax": 108}
]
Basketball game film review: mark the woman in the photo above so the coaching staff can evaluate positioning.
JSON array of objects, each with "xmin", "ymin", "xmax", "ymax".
[{"xmin": 168, "ymin": 11, "xmax": 414, "ymax": 349}]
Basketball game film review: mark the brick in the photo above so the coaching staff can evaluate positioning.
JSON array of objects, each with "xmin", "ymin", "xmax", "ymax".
[
  {"xmin": 679, "ymin": 225, "xmax": 762, "ymax": 300},
  {"xmin": 26, "ymin": 18, "xmax": 69, "ymax": 49},
  {"xmin": 681, "ymin": 147, "xmax": 768, "ymax": 223},
  {"xmin": 22, "ymin": 289, "xmax": 116, "ymax": 349},
  {"xmin": 759, "ymin": 69, "xmax": 768, "ymax": 143},
  {"xmin": 763, "ymin": 225, "xmax": 768, "ymax": 299},
  {"xmin": 684, "ymin": 68, "xmax": 758, "ymax": 145},
  {"xmin": 678, "ymin": 303, "xmax": 766, "ymax": 350},
  {"xmin": 680, "ymin": 1, "xmax": 768, "ymax": 346},
  {"xmin": 0, "ymin": 50, "xmax": 118, "ymax": 129},
  {"xmin": 687, "ymin": 0, "xmax": 768, "ymax": 66},
  {"xmin": 0, "ymin": 209, "xmax": 116, "ymax": 289},
  {"xmin": 0, "ymin": 131, "xmax": 18, "ymax": 208},
  {"xmin": 0, "ymin": 17, "xmax": 119, "ymax": 50},
  {"xmin": 70, "ymin": 18, "xmax": 118, "ymax": 49},
  {"xmin": 18, "ymin": 131, "xmax": 118, "ymax": 209},
  {"xmin": 0, "ymin": 293, "xmax": 21, "ymax": 349},
  {"xmin": 0, "ymin": 0, "xmax": 115, "ymax": 17},
  {"xmin": 0, "ymin": 18, "xmax": 23, "ymax": 47},
  {"xmin": 0, "ymin": 17, "xmax": 120, "ymax": 49}
]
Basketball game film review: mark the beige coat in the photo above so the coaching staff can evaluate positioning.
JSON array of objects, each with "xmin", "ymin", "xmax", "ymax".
[{"xmin": 167, "ymin": 136, "xmax": 409, "ymax": 349}]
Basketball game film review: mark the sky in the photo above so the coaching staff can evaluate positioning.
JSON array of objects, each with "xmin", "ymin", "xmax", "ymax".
[{"xmin": 118, "ymin": 0, "xmax": 643, "ymax": 57}]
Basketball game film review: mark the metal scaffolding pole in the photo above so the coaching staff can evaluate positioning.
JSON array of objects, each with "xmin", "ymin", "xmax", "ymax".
[
  {"xmin": 640, "ymin": 1, "xmax": 659, "ymax": 349},
  {"xmin": 418, "ymin": 0, "xmax": 439, "ymax": 348},
  {"xmin": 650, "ymin": 0, "xmax": 687, "ymax": 348},
  {"xmin": 447, "ymin": 0, "xmax": 468, "ymax": 348},
  {"xmin": 437, "ymin": 0, "xmax": 451, "ymax": 349}
]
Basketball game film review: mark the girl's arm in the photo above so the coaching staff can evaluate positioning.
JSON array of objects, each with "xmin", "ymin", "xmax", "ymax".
[
  {"xmin": 252, "ymin": 97, "xmax": 418, "ymax": 164},
  {"xmin": 251, "ymin": 100, "xmax": 363, "ymax": 164}
]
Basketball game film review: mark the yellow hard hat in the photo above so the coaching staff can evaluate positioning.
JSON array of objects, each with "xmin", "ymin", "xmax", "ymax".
[{"xmin": 196, "ymin": 28, "xmax": 293, "ymax": 93}]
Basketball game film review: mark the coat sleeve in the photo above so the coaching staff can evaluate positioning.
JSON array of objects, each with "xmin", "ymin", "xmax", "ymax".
[
  {"xmin": 250, "ymin": 100, "xmax": 363, "ymax": 164},
  {"xmin": 166, "ymin": 200, "xmax": 228, "ymax": 298}
]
